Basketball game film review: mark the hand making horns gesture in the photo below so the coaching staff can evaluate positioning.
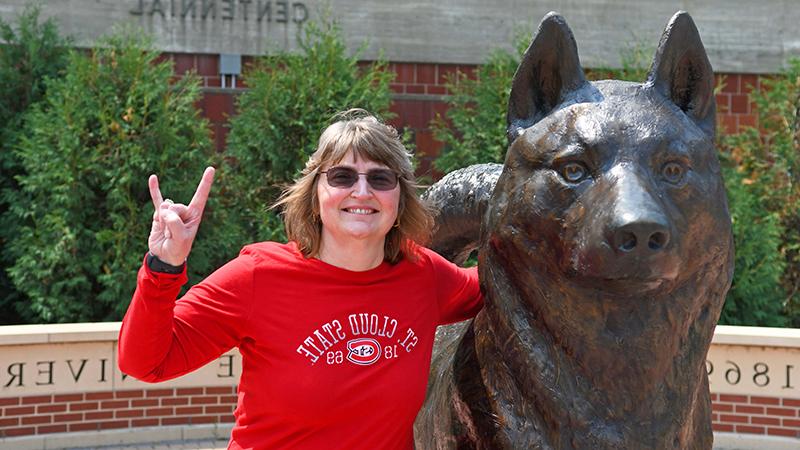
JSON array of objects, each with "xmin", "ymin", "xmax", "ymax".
[{"xmin": 148, "ymin": 167, "xmax": 215, "ymax": 266}]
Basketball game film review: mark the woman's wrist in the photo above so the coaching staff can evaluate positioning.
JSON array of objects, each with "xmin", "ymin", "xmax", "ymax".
[{"xmin": 146, "ymin": 252, "xmax": 186, "ymax": 274}]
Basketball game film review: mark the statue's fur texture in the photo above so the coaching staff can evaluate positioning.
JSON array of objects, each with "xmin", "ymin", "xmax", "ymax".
[{"xmin": 415, "ymin": 11, "xmax": 733, "ymax": 450}]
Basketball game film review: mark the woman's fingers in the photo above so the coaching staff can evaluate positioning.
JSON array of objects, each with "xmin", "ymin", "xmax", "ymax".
[
  {"xmin": 161, "ymin": 207, "xmax": 184, "ymax": 239},
  {"xmin": 189, "ymin": 167, "xmax": 215, "ymax": 214},
  {"xmin": 148, "ymin": 174, "xmax": 163, "ymax": 211},
  {"xmin": 147, "ymin": 168, "xmax": 212, "ymax": 264},
  {"xmin": 167, "ymin": 203, "xmax": 189, "ymax": 218}
]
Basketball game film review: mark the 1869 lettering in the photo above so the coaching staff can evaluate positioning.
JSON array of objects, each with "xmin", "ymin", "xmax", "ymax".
[{"xmin": 706, "ymin": 359, "xmax": 795, "ymax": 389}]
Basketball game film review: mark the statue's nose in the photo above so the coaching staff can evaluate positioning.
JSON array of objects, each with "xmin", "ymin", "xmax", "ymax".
[
  {"xmin": 612, "ymin": 220, "xmax": 671, "ymax": 254},
  {"xmin": 608, "ymin": 167, "xmax": 672, "ymax": 256}
]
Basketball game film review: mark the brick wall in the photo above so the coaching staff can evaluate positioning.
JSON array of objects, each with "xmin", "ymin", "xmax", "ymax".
[
  {"xmin": 162, "ymin": 54, "xmax": 764, "ymax": 181},
  {"xmin": 715, "ymin": 73, "xmax": 761, "ymax": 134},
  {"xmin": 0, "ymin": 387, "xmax": 237, "ymax": 438},
  {"xmin": 711, "ymin": 393, "xmax": 800, "ymax": 439},
  {"xmin": 3, "ymin": 388, "xmax": 799, "ymax": 440}
]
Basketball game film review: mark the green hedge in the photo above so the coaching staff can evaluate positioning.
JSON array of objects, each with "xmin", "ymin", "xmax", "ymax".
[
  {"xmin": 0, "ymin": 6, "xmax": 71, "ymax": 324},
  {"xmin": 4, "ymin": 32, "xmax": 236, "ymax": 323},
  {"xmin": 719, "ymin": 60, "xmax": 800, "ymax": 327}
]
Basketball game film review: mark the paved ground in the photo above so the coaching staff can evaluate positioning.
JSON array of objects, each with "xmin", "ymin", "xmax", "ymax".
[
  {"xmin": 62, "ymin": 440, "xmax": 785, "ymax": 450},
  {"xmin": 62, "ymin": 440, "xmax": 751, "ymax": 450},
  {"xmin": 66, "ymin": 440, "xmax": 228, "ymax": 450}
]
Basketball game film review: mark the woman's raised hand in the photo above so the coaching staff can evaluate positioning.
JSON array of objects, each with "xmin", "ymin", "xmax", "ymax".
[{"xmin": 148, "ymin": 167, "xmax": 215, "ymax": 266}]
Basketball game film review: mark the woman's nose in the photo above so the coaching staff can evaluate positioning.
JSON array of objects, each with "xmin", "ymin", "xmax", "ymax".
[{"xmin": 350, "ymin": 175, "xmax": 372, "ymax": 197}]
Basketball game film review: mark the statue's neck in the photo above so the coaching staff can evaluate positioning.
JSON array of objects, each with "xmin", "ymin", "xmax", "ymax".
[{"xmin": 461, "ymin": 249, "xmax": 720, "ymax": 448}]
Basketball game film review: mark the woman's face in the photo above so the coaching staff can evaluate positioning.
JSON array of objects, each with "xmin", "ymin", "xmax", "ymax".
[{"xmin": 316, "ymin": 151, "xmax": 401, "ymax": 251}]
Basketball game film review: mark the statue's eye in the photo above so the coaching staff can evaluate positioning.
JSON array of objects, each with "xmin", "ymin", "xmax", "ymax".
[
  {"xmin": 662, "ymin": 162, "xmax": 685, "ymax": 184},
  {"xmin": 561, "ymin": 162, "xmax": 588, "ymax": 183}
]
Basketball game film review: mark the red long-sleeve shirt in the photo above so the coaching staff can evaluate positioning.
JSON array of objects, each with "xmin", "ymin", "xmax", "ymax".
[{"xmin": 118, "ymin": 242, "xmax": 482, "ymax": 450}]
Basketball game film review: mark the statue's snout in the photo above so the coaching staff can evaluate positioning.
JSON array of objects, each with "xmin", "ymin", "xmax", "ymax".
[{"xmin": 608, "ymin": 170, "xmax": 672, "ymax": 257}]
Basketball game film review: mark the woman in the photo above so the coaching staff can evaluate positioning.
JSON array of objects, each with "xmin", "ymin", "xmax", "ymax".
[{"xmin": 118, "ymin": 110, "xmax": 483, "ymax": 449}]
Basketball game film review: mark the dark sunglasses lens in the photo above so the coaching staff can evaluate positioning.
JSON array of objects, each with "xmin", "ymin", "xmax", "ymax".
[
  {"xmin": 324, "ymin": 167, "xmax": 398, "ymax": 190},
  {"xmin": 366, "ymin": 170, "xmax": 398, "ymax": 190},
  {"xmin": 326, "ymin": 168, "xmax": 359, "ymax": 187}
]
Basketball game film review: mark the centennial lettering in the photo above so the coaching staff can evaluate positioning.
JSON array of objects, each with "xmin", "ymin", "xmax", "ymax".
[
  {"xmin": 257, "ymin": 0, "xmax": 271, "ymax": 21},
  {"xmin": 221, "ymin": 0, "xmax": 235, "ymax": 20},
  {"xmin": 129, "ymin": 1, "xmax": 309, "ymax": 24},
  {"xmin": 292, "ymin": 3, "xmax": 308, "ymax": 23},
  {"xmin": 151, "ymin": 0, "xmax": 166, "ymax": 17},
  {"xmin": 202, "ymin": 0, "xmax": 216, "ymax": 19},
  {"xmin": 130, "ymin": 0, "xmax": 145, "ymax": 15},
  {"xmin": 275, "ymin": 1, "xmax": 287, "ymax": 23},
  {"xmin": 181, "ymin": 0, "xmax": 196, "ymax": 18},
  {"xmin": 240, "ymin": 0, "xmax": 251, "ymax": 20}
]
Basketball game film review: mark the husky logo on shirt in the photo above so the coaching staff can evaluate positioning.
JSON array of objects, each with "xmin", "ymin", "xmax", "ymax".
[{"xmin": 346, "ymin": 338, "xmax": 381, "ymax": 365}]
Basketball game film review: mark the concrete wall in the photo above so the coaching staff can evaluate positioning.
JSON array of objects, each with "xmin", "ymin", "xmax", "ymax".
[
  {"xmin": 708, "ymin": 326, "xmax": 800, "ymax": 443},
  {"xmin": 0, "ymin": 0, "xmax": 797, "ymax": 74}
]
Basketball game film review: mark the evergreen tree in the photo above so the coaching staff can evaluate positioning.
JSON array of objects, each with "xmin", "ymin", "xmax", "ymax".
[
  {"xmin": 0, "ymin": 6, "xmax": 70, "ymax": 323},
  {"xmin": 6, "ymin": 32, "xmax": 236, "ymax": 322}
]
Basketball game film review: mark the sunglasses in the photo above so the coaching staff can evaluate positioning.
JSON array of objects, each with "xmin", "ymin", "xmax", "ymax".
[{"xmin": 320, "ymin": 166, "xmax": 400, "ymax": 191}]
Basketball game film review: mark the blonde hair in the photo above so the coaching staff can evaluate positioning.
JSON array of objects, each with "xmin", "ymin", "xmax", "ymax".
[{"xmin": 274, "ymin": 109, "xmax": 433, "ymax": 263}]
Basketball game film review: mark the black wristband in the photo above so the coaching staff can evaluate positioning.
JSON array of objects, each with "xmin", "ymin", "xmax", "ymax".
[{"xmin": 146, "ymin": 252, "xmax": 185, "ymax": 274}]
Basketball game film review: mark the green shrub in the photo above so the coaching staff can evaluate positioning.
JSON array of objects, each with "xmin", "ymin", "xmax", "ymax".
[
  {"xmin": 432, "ymin": 33, "xmax": 529, "ymax": 174},
  {"xmin": 0, "ymin": 5, "xmax": 69, "ymax": 134},
  {"xmin": 222, "ymin": 19, "xmax": 394, "ymax": 243},
  {"xmin": 5, "ymin": 31, "xmax": 236, "ymax": 323},
  {"xmin": 587, "ymin": 39, "xmax": 653, "ymax": 83},
  {"xmin": 718, "ymin": 158, "xmax": 786, "ymax": 326},
  {"xmin": 720, "ymin": 59, "xmax": 800, "ymax": 326},
  {"xmin": 0, "ymin": 5, "xmax": 70, "ymax": 324}
]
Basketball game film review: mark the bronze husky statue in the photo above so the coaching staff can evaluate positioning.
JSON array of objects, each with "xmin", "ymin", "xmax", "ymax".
[{"xmin": 415, "ymin": 11, "xmax": 734, "ymax": 450}]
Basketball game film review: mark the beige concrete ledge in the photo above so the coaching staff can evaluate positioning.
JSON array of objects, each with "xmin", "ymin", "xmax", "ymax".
[
  {"xmin": 713, "ymin": 325, "xmax": 800, "ymax": 348},
  {"xmin": 2, "ymin": 322, "xmax": 798, "ymax": 348},
  {"xmin": 713, "ymin": 432, "xmax": 800, "ymax": 450},
  {"xmin": 0, "ymin": 322, "xmax": 241, "ymax": 396},
  {"xmin": 0, "ymin": 423, "xmax": 233, "ymax": 450},
  {"xmin": 0, "ymin": 322, "xmax": 121, "ymax": 346}
]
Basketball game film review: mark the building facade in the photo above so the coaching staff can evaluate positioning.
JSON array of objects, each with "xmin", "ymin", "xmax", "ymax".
[{"xmin": 1, "ymin": 0, "xmax": 793, "ymax": 176}]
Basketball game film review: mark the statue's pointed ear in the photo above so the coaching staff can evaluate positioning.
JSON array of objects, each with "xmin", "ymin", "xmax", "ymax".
[
  {"xmin": 646, "ymin": 11, "xmax": 715, "ymax": 135},
  {"xmin": 507, "ymin": 12, "xmax": 587, "ymax": 143}
]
